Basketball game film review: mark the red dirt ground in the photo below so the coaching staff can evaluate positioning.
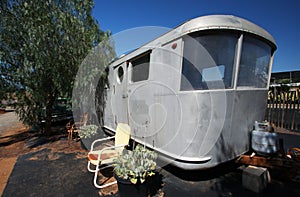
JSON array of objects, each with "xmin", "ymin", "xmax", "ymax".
[{"xmin": 0, "ymin": 112, "xmax": 88, "ymax": 196}]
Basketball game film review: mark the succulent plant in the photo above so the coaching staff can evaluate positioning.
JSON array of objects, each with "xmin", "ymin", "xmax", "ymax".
[
  {"xmin": 114, "ymin": 144, "xmax": 158, "ymax": 184},
  {"xmin": 78, "ymin": 124, "xmax": 98, "ymax": 139}
]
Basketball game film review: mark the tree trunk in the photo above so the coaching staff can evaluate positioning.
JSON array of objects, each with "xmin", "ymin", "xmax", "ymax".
[{"xmin": 44, "ymin": 93, "xmax": 55, "ymax": 135}]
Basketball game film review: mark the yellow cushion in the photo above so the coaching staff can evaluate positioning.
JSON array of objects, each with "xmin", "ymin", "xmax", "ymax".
[{"xmin": 115, "ymin": 123, "xmax": 131, "ymax": 147}]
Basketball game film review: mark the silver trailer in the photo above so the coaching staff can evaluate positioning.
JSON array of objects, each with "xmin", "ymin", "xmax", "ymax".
[{"xmin": 103, "ymin": 15, "xmax": 277, "ymax": 170}]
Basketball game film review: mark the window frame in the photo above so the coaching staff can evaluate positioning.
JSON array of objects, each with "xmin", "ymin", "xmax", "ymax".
[
  {"xmin": 236, "ymin": 34, "xmax": 273, "ymax": 89},
  {"xmin": 179, "ymin": 30, "xmax": 239, "ymax": 91},
  {"xmin": 129, "ymin": 50, "xmax": 151, "ymax": 83}
]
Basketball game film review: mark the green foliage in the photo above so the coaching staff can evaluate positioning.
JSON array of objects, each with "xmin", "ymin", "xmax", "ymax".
[
  {"xmin": 71, "ymin": 31, "xmax": 115, "ymax": 115},
  {"xmin": 0, "ymin": 0, "xmax": 115, "ymax": 133},
  {"xmin": 78, "ymin": 124, "xmax": 98, "ymax": 139},
  {"xmin": 114, "ymin": 144, "xmax": 158, "ymax": 184},
  {"xmin": 280, "ymin": 79, "xmax": 290, "ymax": 84},
  {"xmin": 268, "ymin": 89, "xmax": 299, "ymax": 102}
]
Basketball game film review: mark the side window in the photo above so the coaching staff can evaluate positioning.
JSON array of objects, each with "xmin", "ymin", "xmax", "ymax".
[
  {"xmin": 131, "ymin": 52, "xmax": 150, "ymax": 82},
  {"xmin": 237, "ymin": 35, "xmax": 272, "ymax": 88}
]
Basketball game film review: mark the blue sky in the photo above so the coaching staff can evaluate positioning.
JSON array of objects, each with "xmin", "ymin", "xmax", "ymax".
[{"xmin": 92, "ymin": 0, "xmax": 300, "ymax": 72}]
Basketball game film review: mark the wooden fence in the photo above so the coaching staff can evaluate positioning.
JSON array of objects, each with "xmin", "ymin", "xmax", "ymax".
[{"xmin": 265, "ymin": 89, "xmax": 300, "ymax": 132}]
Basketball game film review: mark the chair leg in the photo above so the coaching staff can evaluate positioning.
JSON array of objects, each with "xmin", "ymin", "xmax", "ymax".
[
  {"xmin": 95, "ymin": 180, "xmax": 117, "ymax": 189},
  {"xmin": 87, "ymin": 161, "xmax": 96, "ymax": 172},
  {"xmin": 68, "ymin": 131, "xmax": 71, "ymax": 145},
  {"xmin": 94, "ymin": 170, "xmax": 117, "ymax": 188},
  {"xmin": 93, "ymin": 162, "xmax": 117, "ymax": 189}
]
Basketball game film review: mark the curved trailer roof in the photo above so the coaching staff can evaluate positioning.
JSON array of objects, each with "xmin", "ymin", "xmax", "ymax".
[
  {"xmin": 112, "ymin": 15, "xmax": 276, "ymax": 65},
  {"xmin": 179, "ymin": 15, "xmax": 276, "ymax": 48}
]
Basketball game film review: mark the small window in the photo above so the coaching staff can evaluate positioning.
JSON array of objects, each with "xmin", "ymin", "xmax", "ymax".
[
  {"xmin": 131, "ymin": 52, "xmax": 150, "ymax": 82},
  {"xmin": 117, "ymin": 66, "xmax": 124, "ymax": 83},
  {"xmin": 237, "ymin": 35, "xmax": 272, "ymax": 88}
]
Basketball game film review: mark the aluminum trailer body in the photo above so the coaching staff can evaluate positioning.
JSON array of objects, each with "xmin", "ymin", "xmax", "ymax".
[{"xmin": 103, "ymin": 15, "xmax": 277, "ymax": 170}]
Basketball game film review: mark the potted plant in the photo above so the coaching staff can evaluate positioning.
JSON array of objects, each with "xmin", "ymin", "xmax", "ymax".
[
  {"xmin": 113, "ymin": 144, "xmax": 158, "ymax": 197},
  {"xmin": 78, "ymin": 124, "xmax": 98, "ymax": 139},
  {"xmin": 78, "ymin": 124, "xmax": 98, "ymax": 149}
]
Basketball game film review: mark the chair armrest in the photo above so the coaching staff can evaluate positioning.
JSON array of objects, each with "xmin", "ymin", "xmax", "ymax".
[
  {"xmin": 95, "ymin": 144, "xmax": 128, "ymax": 161},
  {"xmin": 90, "ymin": 136, "xmax": 115, "ymax": 151}
]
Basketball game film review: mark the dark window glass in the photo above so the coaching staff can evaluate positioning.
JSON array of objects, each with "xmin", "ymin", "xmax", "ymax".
[
  {"xmin": 117, "ymin": 66, "xmax": 124, "ymax": 83},
  {"xmin": 131, "ymin": 53, "xmax": 150, "ymax": 82},
  {"xmin": 180, "ymin": 31, "xmax": 238, "ymax": 91}
]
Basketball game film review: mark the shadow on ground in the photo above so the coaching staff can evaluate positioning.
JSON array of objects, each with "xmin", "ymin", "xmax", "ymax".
[
  {"xmin": 5, "ymin": 149, "xmax": 300, "ymax": 197},
  {"xmin": 2, "ymin": 133, "xmax": 300, "ymax": 197},
  {"xmin": 160, "ymin": 161, "xmax": 300, "ymax": 197},
  {"xmin": 3, "ymin": 148, "xmax": 99, "ymax": 197},
  {"xmin": 0, "ymin": 131, "xmax": 31, "ymax": 147}
]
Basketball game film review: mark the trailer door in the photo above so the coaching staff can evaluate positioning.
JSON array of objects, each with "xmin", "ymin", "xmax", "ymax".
[
  {"xmin": 127, "ymin": 51, "xmax": 151, "ymax": 138},
  {"xmin": 112, "ymin": 62, "xmax": 128, "ymax": 124}
]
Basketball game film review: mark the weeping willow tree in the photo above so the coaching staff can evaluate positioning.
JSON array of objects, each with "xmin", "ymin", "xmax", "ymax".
[{"xmin": 0, "ymin": 0, "xmax": 115, "ymax": 134}]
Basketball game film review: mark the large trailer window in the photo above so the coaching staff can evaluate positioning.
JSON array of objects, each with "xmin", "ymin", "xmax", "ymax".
[
  {"xmin": 180, "ymin": 32, "xmax": 238, "ymax": 91},
  {"xmin": 237, "ymin": 36, "xmax": 272, "ymax": 88},
  {"xmin": 131, "ymin": 52, "xmax": 150, "ymax": 82}
]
